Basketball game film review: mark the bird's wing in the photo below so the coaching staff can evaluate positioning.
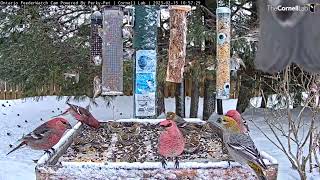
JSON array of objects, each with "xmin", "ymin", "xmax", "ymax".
[
  {"xmin": 175, "ymin": 116, "xmax": 188, "ymax": 128},
  {"xmin": 22, "ymin": 124, "xmax": 52, "ymax": 141},
  {"xmin": 227, "ymin": 133, "xmax": 267, "ymax": 169}
]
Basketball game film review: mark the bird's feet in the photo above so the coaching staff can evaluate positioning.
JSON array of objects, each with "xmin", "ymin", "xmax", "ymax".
[
  {"xmin": 44, "ymin": 148, "xmax": 55, "ymax": 156},
  {"xmin": 50, "ymin": 147, "xmax": 56, "ymax": 153},
  {"xmin": 227, "ymin": 159, "xmax": 235, "ymax": 168},
  {"xmin": 175, "ymin": 157, "xmax": 179, "ymax": 168},
  {"xmin": 161, "ymin": 158, "xmax": 167, "ymax": 169}
]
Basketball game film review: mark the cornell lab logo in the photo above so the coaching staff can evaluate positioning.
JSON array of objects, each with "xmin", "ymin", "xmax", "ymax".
[{"xmin": 267, "ymin": 3, "xmax": 317, "ymax": 13}]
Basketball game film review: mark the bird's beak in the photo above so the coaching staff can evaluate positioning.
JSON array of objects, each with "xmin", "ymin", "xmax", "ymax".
[
  {"xmin": 159, "ymin": 120, "xmax": 172, "ymax": 128},
  {"xmin": 159, "ymin": 120, "xmax": 168, "ymax": 127}
]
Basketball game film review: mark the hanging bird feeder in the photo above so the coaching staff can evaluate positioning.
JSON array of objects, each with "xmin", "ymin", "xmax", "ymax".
[
  {"xmin": 101, "ymin": 6, "xmax": 124, "ymax": 96},
  {"xmin": 215, "ymin": 4, "xmax": 231, "ymax": 114},
  {"xmin": 90, "ymin": 10, "xmax": 103, "ymax": 66},
  {"xmin": 165, "ymin": 5, "xmax": 191, "ymax": 83}
]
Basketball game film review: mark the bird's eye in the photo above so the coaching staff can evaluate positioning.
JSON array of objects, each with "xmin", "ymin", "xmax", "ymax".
[{"xmin": 61, "ymin": 121, "xmax": 67, "ymax": 124}]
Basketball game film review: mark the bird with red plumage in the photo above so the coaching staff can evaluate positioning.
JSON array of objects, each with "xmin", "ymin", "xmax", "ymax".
[
  {"xmin": 157, "ymin": 118, "xmax": 185, "ymax": 168},
  {"xmin": 7, "ymin": 117, "xmax": 72, "ymax": 156},
  {"xmin": 54, "ymin": 102, "xmax": 100, "ymax": 129},
  {"xmin": 225, "ymin": 110, "xmax": 249, "ymax": 134}
]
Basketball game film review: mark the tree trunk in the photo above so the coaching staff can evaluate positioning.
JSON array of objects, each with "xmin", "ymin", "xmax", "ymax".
[
  {"xmin": 175, "ymin": 80, "xmax": 185, "ymax": 117},
  {"xmin": 260, "ymin": 91, "xmax": 268, "ymax": 108},
  {"xmin": 190, "ymin": 77, "xmax": 199, "ymax": 118},
  {"xmin": 156, "ymin": 82, "xmax": 165, "ymax": 116},
  {"xmin": 236, "ymin": 85, "xmax": 253, "ymax": 113},
  {"xmin": 293, "ymin": 91, "xmax": 302, "ymax": 108},
  {"xmin": 203, "ymin": 78, "xmax": 216, "ymax": 120}
]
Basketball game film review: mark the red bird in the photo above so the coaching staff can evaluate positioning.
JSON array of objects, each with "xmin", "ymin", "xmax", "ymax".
[
  {"xmin": 7, "ymin": 117, "xmax": 72, "ymax": 155},
  {"xmin": 158, "ymin": 119, "xmax": 185, "ymax": 168},
  {"xmin": 58, "ymin": 102, "xmax": 100, "ymax": 129},
  {"xmin": 225, "ymin": 110, "xmax": 249, "ymax": 134}
]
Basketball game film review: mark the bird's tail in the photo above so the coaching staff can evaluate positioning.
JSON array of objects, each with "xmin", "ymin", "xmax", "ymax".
[
  {"xmin": 248, "ymin": 161, "xmax": 267, "ymax": 180},
  {"xmin": 6, "ymin": 141, "xmax": 27, "ymax": 155}
]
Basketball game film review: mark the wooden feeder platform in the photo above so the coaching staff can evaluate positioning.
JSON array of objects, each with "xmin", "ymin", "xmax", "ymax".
[{"xmin": 35, "ymin": 119, "xmax": 278, "ymax": 180}]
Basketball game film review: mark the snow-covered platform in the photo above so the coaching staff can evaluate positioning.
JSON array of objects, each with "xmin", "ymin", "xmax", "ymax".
[
  {"xmin": 35, "ymin": 119, "xmax": 278, "ymax": 180},
  {"xmin": 36, "ymin": 161, "xmax": 277, "ymax": 180}
]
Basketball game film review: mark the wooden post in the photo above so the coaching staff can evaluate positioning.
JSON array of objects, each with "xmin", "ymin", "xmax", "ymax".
[
  {"xmin": 133, "ymin": 5, "xmax": 158, "ymax": 118},
  {"xmin": 216, "ymin": 6, "xmax": 231, "ymax": 115}
]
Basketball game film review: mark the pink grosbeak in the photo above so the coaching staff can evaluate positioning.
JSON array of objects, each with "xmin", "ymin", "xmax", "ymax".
[
  {"xmin": 59, "ymin": 102, "xmax": 100, "ymax": 129},
  {"xmin": 7, "ymin": 117, "xmax": 72, "ymax": 155},
  {"xmin": 225, "ymin": 110, "xmax": 249, "ymax": 134},
  {"xmin": 158, "ymin": 119, "xmax": 185, "ymax": 168}
]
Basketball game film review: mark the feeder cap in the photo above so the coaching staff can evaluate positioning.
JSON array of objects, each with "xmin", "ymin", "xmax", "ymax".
[{"xmin": 91, "ymin": 11, "xmax": 102, "ymax": 19}]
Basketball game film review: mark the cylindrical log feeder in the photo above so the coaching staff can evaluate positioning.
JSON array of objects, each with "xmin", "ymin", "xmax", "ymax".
[
  {"xmin": 101, "ymin": 7, "xmax": 124, "ymax": 96},
  {"xmin": 133, "ymin": 5, "xmax": 158, "ymax": 118},
  {"xmin": 166, "ymin": 5, "xmax": 191, "ymax": 83},
  {"xmin": 216, "ymin": 7, "xmax": 231, "ymax": 115},
  {"xmin": 166, "ymin": 6, "xmax": 191, "ymax": 117},
  {"xmin": 90, "ymin": 11, "xmax": 103, "ymax": 65}
]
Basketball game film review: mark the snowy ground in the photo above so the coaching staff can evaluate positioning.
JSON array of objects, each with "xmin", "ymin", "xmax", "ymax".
[{"xmin": 0, "ymin": 96, "xmax": 319, "ymax": 179}]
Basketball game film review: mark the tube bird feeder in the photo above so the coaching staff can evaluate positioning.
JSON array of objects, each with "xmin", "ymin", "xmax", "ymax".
[
  {"xmin": 90, "ymin": 11, "xmax": 103, "ymax": 65},
  {"xmin": 216, "ymin": 7, "xmax": 231, "ymax": 115},
  {"xmin": 101, "ymin": 6, "xmax": 124, "ymax": 96}
]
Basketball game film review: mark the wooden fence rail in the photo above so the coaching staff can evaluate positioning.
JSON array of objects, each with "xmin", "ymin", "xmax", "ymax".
[{"xmin": 0, "ymin": 76, "xmax": 242, "ymax": 100}]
